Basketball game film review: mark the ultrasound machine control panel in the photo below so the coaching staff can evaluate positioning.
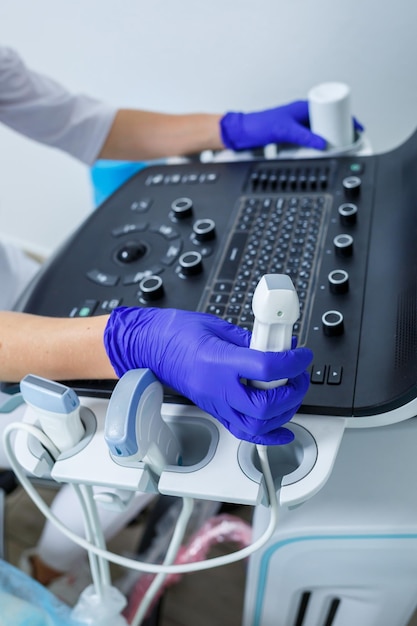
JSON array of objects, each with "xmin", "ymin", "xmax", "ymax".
[{"xmin": 14, "ymin": 129, "xmax": 417, "ymax": 421}]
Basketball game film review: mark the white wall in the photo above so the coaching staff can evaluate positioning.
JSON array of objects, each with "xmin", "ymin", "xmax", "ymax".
[{"xmin": 1, "ymin": 0, "xmax": 416, "ymax": 256}]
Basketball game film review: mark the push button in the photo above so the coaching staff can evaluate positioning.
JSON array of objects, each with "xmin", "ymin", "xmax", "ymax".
[
  {"xmin": 311, "ymin": 364, "xmax": 326, "ymax": 384},
  {"xmin": 111, "ymin": 222, "xmax": 148, "ymax": 237},
  {"xmin": 70, "ymin": 299, "xmax": 98, "ymax": 317},
  {"xmin": 100, "ymin": 299, "xmax": 122, "ymax": 312},
  {"xmin": 161, "ymin": 241, "xmax": 183, "ymax": 265},
  {"xmin": 151, "ymin": 224, "xmax": 180, "ymax": 240},
  {"xmin": 87, "ymin": 269, "xmax": 119, "ymax": 287},
  {"xmin": 328, "ymin": 365, "xmax": 343, "ymax": 385},
  {"xmin": 130, "ymin": 198, "xmax": 152, "ymax": 212}
]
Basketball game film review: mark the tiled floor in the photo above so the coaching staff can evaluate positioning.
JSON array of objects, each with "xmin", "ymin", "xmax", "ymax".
[{"xmin": 3, "ymin": 482, "xmax": 417, "ymax": 626}]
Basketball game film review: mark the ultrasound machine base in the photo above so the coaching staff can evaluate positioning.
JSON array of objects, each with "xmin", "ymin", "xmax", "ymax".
[
  {"xmin": 243, "ymin": 419, "xmax": 417, "ymax": 626},
  {"xmin": 8, "ymin": 128, "xmax": 417, "ymax": 626}
]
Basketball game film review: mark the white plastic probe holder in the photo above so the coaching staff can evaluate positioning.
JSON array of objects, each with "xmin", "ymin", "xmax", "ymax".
[
  {"xmin": 12, "ymin": 395, "xmax": 157, "ymax": 500},
  {"xmin": 13, "ymin": 397, "xmax": 97, "ymax": 480},
  {"xmin": 12, "ymin": 385, "xmax": 345, "ymax": 509}
]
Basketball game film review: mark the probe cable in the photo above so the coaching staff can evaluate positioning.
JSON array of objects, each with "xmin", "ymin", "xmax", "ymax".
[
  {"xmin": 72, "ymin": 482, "xmax": 112, "ymax": 597},
  {"xmin": 3, "ymin": 423, "xmax": 279, "ymax": 577},
  {"xmin": 130, "ymin": 496, "xmax": 194, "ymax": 626}
]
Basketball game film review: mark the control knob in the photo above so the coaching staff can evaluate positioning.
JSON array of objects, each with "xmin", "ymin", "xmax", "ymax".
[
  {"xmin": 192, "ymin": 218, "xmax": 216, "ymax": 242},
  {"xmin": 342, "ymin": 175, "xmax": 361, "ymax": 199},
  {"xmin": 178, "ymin": 251, "xmax": 203, "ymax": 276},
  {"xmin": 333, "ymin": 233, "xmax": 353, "ymax": 257},
  {"xmin": 170, "ymin": 197, "xmax": 193, "ymax": 220},
  {"xmin": 322, "ymin": 310, "xmax": 344, "ymax": 336},
  {"xmin": 139, "ymin": 275, "xmax": 165, "ymax": 301},
  {"xmin": 328, "ymin": 269, "xmax": 349, "ymax": 294},
  {"xmin": 338, "ymin": 203, "xmax": 357, "ymax": 226}
]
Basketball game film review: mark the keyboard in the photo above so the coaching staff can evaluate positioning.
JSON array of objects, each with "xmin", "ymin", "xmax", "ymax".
[{"xmin": 203, "ymin": 193, "xmax": 329, "ymax": 343}]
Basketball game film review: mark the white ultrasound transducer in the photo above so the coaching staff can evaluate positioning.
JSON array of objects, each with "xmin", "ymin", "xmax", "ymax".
[{"xmin": 249, "ymin": 274, "xmax": 300, "ymax": 388}]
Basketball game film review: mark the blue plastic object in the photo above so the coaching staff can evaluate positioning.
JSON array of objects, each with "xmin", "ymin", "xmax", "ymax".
[
  {"xmin": 0, "ymin": 559, "xmax": 81, "ymax": 625},
  {"xmin": 90, "ymin": 160, "xmax": 147, "ymax": 207}
]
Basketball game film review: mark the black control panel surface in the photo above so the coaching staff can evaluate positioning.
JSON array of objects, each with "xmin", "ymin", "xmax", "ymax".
[{"xmin": 14, "ymin": 128, "xmax": 417, "ymax": 417}]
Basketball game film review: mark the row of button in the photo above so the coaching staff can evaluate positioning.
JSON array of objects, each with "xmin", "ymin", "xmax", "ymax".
[
  {"xmin": 145, "ymin": 172, "xmax": 218, "ymax": 186},
  {"xmin": 69, "ymin": 298, "xmax": 122, "ymax": 318},
  {"xmin": 311, "ymin": 364, "xmax": 343, "ymax": 385}
]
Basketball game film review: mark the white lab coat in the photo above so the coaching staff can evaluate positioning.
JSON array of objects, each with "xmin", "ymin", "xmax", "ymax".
[
  {"xmin": 0, "ymin": 241, "xmax": 39, "ymax": 310},
  {"xmin": 0, "ymin": 45, "xmax": 117, "ymax": 309},
  {"xmin": 0, "ymin": 46, "xmax": 116, "ymax": 165},
  {"xmin": 0, "ymin": 48, "xmax": 157, "ymax": 576}
]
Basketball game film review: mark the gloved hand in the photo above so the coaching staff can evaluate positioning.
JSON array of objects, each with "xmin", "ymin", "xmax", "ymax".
[
  {"xmin": 104, "ymin": 307, "xmax": 313, "ymax": 445},
  {"xmin": 220, "ymin": 99, "xmax": 364, "ymax": 151}
]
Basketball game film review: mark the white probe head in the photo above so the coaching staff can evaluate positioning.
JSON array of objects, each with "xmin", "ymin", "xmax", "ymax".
[{"xmin": 251, "ymin": 274, "xmax": 300, "ymax": 325}]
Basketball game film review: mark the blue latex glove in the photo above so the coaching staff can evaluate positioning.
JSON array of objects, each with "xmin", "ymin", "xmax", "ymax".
[
  {"xmin": 104, "ymin": 307, "xmax": 313, "ymax": 445},
  {"xmin": 221, "ymin": 99, "xmax": 364, "ymax": 151}
]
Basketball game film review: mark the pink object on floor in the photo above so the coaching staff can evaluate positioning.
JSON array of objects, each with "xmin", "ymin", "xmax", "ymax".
[{"xmin": 123, "ymin": 513, "xmax": 252, "ymax": 623}]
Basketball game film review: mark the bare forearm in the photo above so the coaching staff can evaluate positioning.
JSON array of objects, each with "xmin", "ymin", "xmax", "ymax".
[
  {"xmin": 0, "ymin": 312, "xmax": 116, "ymax": 383},
  {"xmin": 98, "ymin": 110, "xmax": 224, "ymax": 161}
]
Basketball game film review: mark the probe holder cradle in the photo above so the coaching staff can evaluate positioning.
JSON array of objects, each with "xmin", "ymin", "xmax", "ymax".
[{"xmin": 13, "ymin": 374, "xmax": 346, "ymax": 510}]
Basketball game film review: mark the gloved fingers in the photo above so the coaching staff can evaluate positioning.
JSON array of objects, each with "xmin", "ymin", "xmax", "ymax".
[
  {"xmin": 201, "ymin": 315, "xmax": 299, "ymax": 350},
  {"xmin": 231, "ymin": 346, "xmax": 313, "ymax": 389},
  {"xmin": 229, "ymin": 396, "xmax": 302, "ymax": 436},
  {"xmin": 281, "ymin": 99, "xmax": 310, "ymax": 123},
  {"xmin": 201, "ymin": 315, "xmax": 251, "ymax": 348},
  {"xmin": 222, "ymin": 371, "xmax": 309, "ymax": 428},
  {"xmin": 277, "ymin": 100, "xmax": 326, "ymax": 149},
  {"xmin": 226, "ymin": 423, "xmax": 295, "ymax": 446},
  {"xmin": 288, "ymin": 100, "xmax": 364, "ymax": 145},
  {"xmin": 250, "ymin": 100, "xmax": 309, "ymax": 124},
  {"xmin": 285, "ymin": 123, "xmax": 327, "ymax": 150}
]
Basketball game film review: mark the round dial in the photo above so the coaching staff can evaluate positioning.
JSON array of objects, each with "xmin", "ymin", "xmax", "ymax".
[
  {"xmin": 171, "ymin": 197, "xmax": 193, "ymax": 219},
  {"xmin": 178, "ymin": 251, "xmax": 203, "ymax": 276},
  {"xmin": 322, "ymin": 310, "xmax": 344, "ymax": 336},
  {"xmin": 139, "ymin": 275, "xmax": 165, "ymax": 301}
]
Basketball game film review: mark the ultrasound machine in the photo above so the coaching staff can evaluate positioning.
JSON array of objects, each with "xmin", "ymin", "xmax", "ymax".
[{"xmin": 6, "ymin": 123, "xmax": 417, "ymax": 626}]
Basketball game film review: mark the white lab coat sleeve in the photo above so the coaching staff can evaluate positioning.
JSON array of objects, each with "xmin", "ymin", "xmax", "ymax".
[
  {"xmin": 0, "ymin": 240, "xmax": 40, "ymax": 311},
  {"xmin": 0, "ymin": 46, "xmax": 117, "ymax": 165}
]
